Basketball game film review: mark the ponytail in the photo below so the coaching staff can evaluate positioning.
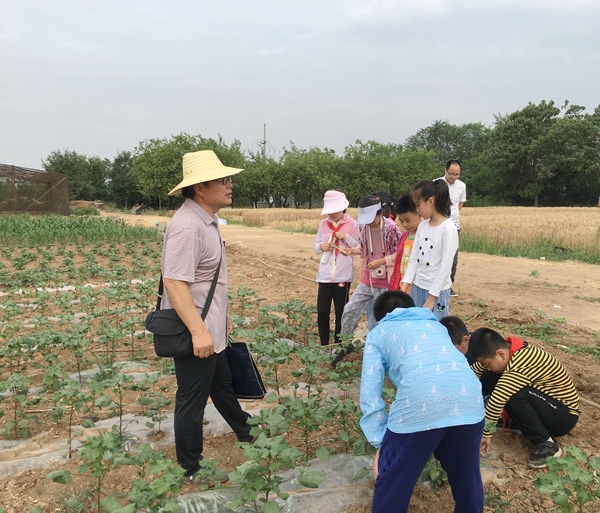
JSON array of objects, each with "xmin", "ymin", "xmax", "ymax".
[{"xmin": 412, "ymin": 179, "xmax": 451, "ymax": 218}]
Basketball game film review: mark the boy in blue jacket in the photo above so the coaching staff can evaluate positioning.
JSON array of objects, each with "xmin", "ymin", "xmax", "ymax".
[{"xmin": 360, "ymin": 291, "xmax": 485, "ymax": 513}]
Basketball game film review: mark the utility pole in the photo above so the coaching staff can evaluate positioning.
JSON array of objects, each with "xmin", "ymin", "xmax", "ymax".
[{"xmin": 258, "ymin": 123, "xmax": 267, "ymax": 158}]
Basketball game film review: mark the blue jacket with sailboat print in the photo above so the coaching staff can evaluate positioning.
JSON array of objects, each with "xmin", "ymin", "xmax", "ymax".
[{"xmin": 359, "ymin": 307, "xmax": 484, "ymax": 448}]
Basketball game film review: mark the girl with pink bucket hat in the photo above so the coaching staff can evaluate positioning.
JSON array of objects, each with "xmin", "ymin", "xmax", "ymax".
[{"xmin": 313, "ymin": 191, "xmax": 359, "ymax": 346}]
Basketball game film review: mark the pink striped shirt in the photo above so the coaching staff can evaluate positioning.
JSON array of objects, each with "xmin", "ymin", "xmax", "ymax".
[{"xmin": 160, "ymin": 198, "xmax": 228, "ymax": 353}]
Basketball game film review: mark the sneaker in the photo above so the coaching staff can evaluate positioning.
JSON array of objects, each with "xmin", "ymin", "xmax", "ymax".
[
  {"xmin": 450, "ymin": 289, "xmax": 458, "ymax": 297},
  {"xmin": 527, "ymin": 440, "xmax": 562, "ymax": 469}
]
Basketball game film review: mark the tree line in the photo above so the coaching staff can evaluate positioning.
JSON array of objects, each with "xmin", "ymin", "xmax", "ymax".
[{"xmin": 42, "ymin": 100, "xmax": 600, "ymax": 209}]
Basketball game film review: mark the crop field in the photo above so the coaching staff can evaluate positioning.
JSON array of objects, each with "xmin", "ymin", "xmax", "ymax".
[
  {"xmin": 1, "ymin": 212, "xmax": 600, "ymax": 513},
  {"xmin": 0, "ymin": 215, "xmax": 368, "ymax": 513},
  {"xmin": 222, "ymin": 206, "xmax": 600, "ymax": 264}
]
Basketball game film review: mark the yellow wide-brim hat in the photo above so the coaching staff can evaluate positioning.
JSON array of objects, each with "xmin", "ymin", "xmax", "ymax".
[{"xmin": 168, "ymin": 150, "xmax": 244, "ymax": 196}]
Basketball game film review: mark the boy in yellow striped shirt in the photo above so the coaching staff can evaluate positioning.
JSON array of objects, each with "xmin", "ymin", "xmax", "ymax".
[{"xmin": 468, "ymin": 327, "xmax": 580, "ymax": 469}]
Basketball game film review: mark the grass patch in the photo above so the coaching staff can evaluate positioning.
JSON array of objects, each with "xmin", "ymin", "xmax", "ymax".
[
  {"xmin": 0, "ymin": 214, "xmax": 163, "ymax": 246},
  {"xmin": 70, "ymin": 206, "xmax": 100, "ymax": 216},
  {"xmin": 460, "ymin": 233, "xmax": 600, "ymax": 265},
  {"xmin": 218, "ymin": 215, "xmax": 244, "ymax": 225},
  {"xmin": 574, "ymin": 295, "xmax": 600, "ymax": 303}
]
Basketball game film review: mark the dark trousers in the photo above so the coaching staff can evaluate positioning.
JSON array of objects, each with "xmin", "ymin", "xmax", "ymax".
[
  {"xmin": 373, "ymin": 420, "xmax": 485, "ymax": 513},
  {"xmin": 317, "ymin": 282, "xmax": 351, "ymax": 346},
  {"xmin": 173, "ymin": 350, "xmax": 251, "ymax": 475},
  {"xmin": 450, "ymin": 229, "xmax": 460, "ymax": 284},
  {"xmin": 501, "ymin": 386, "xmax": 578, "ymax": 445}
]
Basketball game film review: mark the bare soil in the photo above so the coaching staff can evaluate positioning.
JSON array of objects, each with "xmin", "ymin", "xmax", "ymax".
[{"xmin": 1, "ymin": 211, "xmax": 599, "ymax": 512}]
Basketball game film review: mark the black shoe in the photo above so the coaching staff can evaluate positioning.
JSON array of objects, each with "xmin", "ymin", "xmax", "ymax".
[
  {"xmin": 238, "ymin": 433, "xmax": 258, "ymax": 444},
  {"xmin": 331, "ymin": 345, "xmax": 355, "ymax": 367},
  {"xmin": 450, "ymin": 289, "xmax": 458, "ymax": 297},
  {"xmin": 527, "ymin": 440, "xmax": 562, "ymax": 469}
]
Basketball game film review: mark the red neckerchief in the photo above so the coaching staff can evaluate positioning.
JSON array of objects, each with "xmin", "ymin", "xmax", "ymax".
[
  {"xmin": 326, "ymin": 219, "xmax": 343, "ymax": 257},
  {"xmin": 498, "ymin": 336, "xmax": 525, "ymax": 431}
]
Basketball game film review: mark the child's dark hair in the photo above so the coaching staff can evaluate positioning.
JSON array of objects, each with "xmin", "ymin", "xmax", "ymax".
[
  {"xmin": 467, "ymin": 328, "xmax": 510, "ymax": 361},
  {"xmin": 371, "ymin": 191, "xmax": 395, "ymax": 220},
  {"xmin": 373, "ymin": 291, "xmax": 415, "ymax": 322},
  {"xmin": 394, "ymin": 194, "xmax": 418, "ymax": 216},
  {"xmin": 439, "ymin": 316, "xmax": 469, "ymax": 347},
  {"xmin": 358, "ymin": 194, "xmax": 382, "ymax": 216},
  {"xmin": 412, "ymin": 179, "xmax": 451, "ymax": 218}
]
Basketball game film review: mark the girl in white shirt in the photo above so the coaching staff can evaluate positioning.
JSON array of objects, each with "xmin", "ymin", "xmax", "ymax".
[{"xmin": 400, "ymin": 179, "xmax": 458, "ymax": 319}]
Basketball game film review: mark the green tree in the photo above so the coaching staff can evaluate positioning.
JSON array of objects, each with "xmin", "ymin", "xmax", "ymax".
[
  {"xmin": 339, "ymin": 141, "xmax": 436, "ymax": 205},
  {"xmin": 536, "ymin": 104, "xmax": 600, "ymax": 205},
  {"xmin": 405, "ymin": 120, "xmax": 491, "ymax": 201},
  {"xmin": 106, "ymin": 151, "xmax": 140, "ymax": 208},
  {"xmin": 483, "ymin": 100, "xmax": 600, "ymax": 206},
  {"xmin": 483, "ymin": 100, "xmax": 561, "ymax": 206},
  {"xmin": 132, "ymin": 133, "xmax": 246, "ymax": 209},
  {"xmin": 281, "ymin": 145, "xmax": 338, "ymax": 208},
  {"xmin": 42, "ymin": 150, "xmax": 109, "ymax": 201},
  {"xmin": 233, "ymin": 152, "xmax": 278, "ymax": 208}
]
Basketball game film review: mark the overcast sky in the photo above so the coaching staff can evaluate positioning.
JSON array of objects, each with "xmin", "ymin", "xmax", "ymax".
[{"xmin": 1, "ymin": 0, "xmax": 599, "ymax": 169}]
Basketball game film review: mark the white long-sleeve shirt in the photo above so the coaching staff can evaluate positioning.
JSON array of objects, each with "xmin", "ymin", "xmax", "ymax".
[{"xmin": 401, "ymin": 218, "xmax": 458, "ymax": 298}]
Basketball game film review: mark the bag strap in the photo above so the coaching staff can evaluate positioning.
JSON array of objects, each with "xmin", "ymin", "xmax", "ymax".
[{"xmin": 156, "ymin": 258, "xmax": 222, "ymax": 321}]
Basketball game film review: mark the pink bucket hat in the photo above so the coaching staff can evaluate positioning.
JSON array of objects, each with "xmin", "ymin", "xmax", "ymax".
[{"xmin": 321, "ymin": 190, "xmax": 349, "ymax": 215}]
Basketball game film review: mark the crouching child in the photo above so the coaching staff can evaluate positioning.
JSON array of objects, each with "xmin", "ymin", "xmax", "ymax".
[{"xmin": 468, "ymin": 327, "xmax": 580, "ymax": 469}]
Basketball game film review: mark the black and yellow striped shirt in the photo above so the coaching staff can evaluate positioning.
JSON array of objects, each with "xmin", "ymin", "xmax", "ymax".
[{"xmin": 472, "ymin": 343, "xmax": 580, "ymax": 438}]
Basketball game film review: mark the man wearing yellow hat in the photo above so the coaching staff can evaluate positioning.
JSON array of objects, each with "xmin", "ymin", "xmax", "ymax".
[{"xmin": 160, "ymin": 150, "xmax": 253, "ymax": 482}]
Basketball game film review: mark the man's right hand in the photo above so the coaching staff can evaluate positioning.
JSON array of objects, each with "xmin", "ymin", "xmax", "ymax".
[{"xmin": 192, "ymin": 330, "xmax": 215, "ymax": 358}]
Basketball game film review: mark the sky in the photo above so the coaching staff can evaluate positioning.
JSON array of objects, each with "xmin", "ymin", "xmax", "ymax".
[{"xmin": 1, "ymin": 0, "xmax": 599, "ymax": 169}]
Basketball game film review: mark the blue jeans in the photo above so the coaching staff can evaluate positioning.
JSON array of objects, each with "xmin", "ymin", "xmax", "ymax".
[
  {"xmin": 410, "ymin": 284, "xmax": 450, "ymax": 320},
  {"xmin": 373, "ymin": 420, "xmax": 485, "ymax": 513}
]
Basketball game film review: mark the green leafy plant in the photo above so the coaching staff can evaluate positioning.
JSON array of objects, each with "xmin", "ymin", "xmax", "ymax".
[
  {"xmin": 95, "ymin": 373, "xmax": 137, "ymax": 442},
  {"xmin": 533, "ymin": 445, "xmax": 600, "ymax": 513},
  {"xmin": 231, "ymin": 285, "xmax": 265, "ymax": 317},
  {"xmin": 417, "ymin": 456, "xmax": 448, "ymax": 490},
  {"xmin": 484, "ymin": 486, "xmax": 513, "ymax": 513},
  {"xmin": 0, "ymin": 372, "xmax": 38, "ymax": 439},
  {"xmin": 135, "ymin": 386, "xmax": 172, "ymax": 436},
  {"xmin": 48, "ymin": 436, "xmax": 184, "ymax": 513},
  {"xmin": 51, "ymin": 377, "xmax": 96, "ymax": 458},
  {"xmin": 253, "ymin": 338, "xmax": 293, "ymax": 400},
  {"xmin": 229, "ymin": 433, "xmax": 304, "ymax": 513}
]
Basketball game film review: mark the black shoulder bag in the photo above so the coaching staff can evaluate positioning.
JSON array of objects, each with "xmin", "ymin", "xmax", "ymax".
[{"xmin": 145, "ymin": 260, "xmax": 221, "ymax": 358}]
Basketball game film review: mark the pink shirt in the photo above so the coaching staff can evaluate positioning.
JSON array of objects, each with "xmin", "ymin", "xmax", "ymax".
[
  {"xmin": 160, "ymin": 198, "xmax": 229, "ymax": 353},
  {"xmin": 360, "ymin": 226, "xmax": 388, "ymax": 288},
  {"xmin": 313, "ymin": 214, "xmax": 359, "ymax": 283}
]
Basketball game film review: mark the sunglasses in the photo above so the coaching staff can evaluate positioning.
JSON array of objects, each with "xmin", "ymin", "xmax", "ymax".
[{"xmin": 217, "ymin": 176, "xmax": 233, "ymax": 185}]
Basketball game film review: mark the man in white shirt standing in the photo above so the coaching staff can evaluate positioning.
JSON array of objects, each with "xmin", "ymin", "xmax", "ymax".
[{"xmin": 439, "ymin": 159, "xmax": 466, "ymax": 297}]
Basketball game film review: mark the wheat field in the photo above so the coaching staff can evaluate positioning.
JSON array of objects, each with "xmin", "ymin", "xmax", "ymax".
[
  {"xmin": 223, "ymin": 207, "xmax": 600, "ymax": 254},
  {"xmin": 461, "ymin": 207, "xmax": 600, "ymax": 252}
]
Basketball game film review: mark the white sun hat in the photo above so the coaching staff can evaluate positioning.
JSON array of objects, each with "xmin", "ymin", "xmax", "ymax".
[
  {"xmin": 168, "ymin": 150, "xmax": 244, "ymax": 196},
  {"xmin": 321, "ymin": 190, "xmax": 350, "ymax": 215},
  {"xmin": 356, "ymin": 201, "xmax": 381, "ymax": 225}
]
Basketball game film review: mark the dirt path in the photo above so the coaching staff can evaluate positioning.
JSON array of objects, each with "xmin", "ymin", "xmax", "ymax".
[{"xmin": 105, "ymin": 211, "xmax": 600, "ymax": 333}]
